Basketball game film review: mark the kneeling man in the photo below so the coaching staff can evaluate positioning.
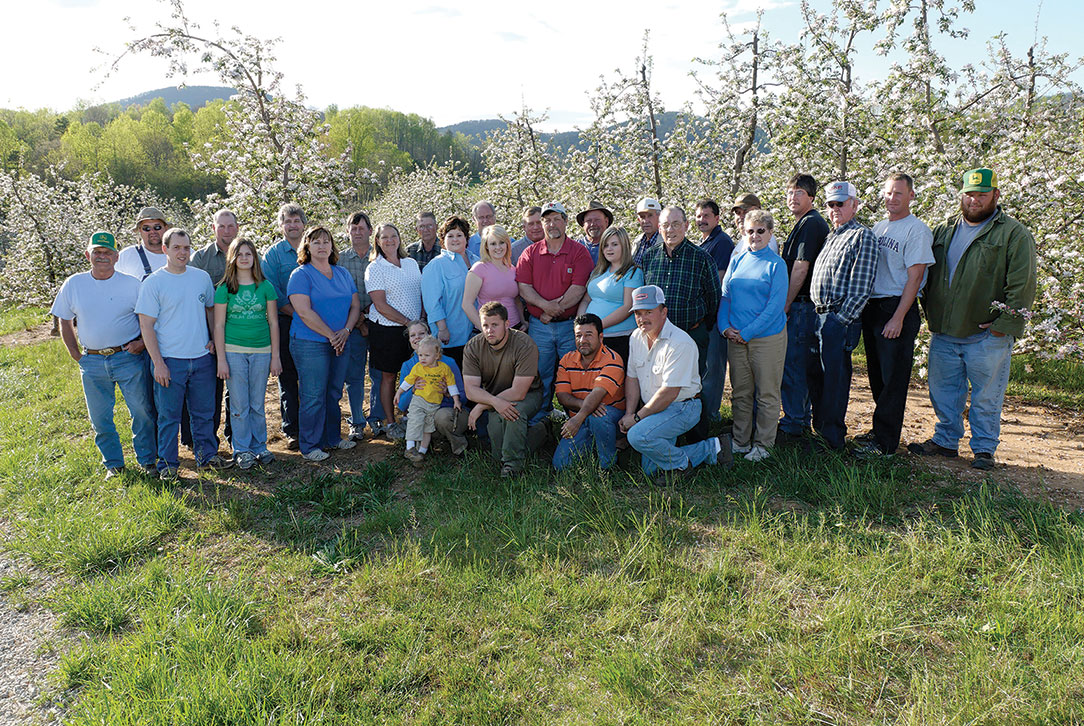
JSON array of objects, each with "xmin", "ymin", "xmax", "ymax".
[
  {"xmin": 619, "ymin": 286, "xmax": 731, "ymax": 483},
  {"xmin": 552, "ymin": 313, "xmax": 626, "ymax": 470}
]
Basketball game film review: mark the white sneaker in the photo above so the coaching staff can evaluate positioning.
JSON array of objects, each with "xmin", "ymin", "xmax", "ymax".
[
  {"xmin": 745, "ymin": 445, "xmax": 771, "ymax": 462},
  {"xmin": 732, "ymin": 440, "xmax": 752, "ymax": 455},
  {"xmin": 348, "ymin": 426, "xmax": 366, "ymax": 441},
  {"xmin": 303, "ymin": 449, "xmax": 330, "ymax": 462},
  {"xmin": 386, "ymin": 420, "xmax": 407, "ymax": 440},
  {"xmin": 335, "ymin": 439, "xmax": 357, "ymax": 450}
]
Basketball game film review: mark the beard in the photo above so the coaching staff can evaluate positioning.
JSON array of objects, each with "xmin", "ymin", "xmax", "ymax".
[{"xmin": 961, "ymin": 198, "xmax": 997, "ymax": 223}]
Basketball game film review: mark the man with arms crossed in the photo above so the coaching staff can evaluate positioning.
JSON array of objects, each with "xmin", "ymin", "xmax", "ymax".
[{"xmin": 52, "ymin": 231, "xmax": 157, "ymax": 478}]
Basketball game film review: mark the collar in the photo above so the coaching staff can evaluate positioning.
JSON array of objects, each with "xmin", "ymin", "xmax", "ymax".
[
  {"xmin": 703, "ymin": 225, "xmax": 723, "ymax": 243},
  {"xmin": 577, "ymin": 343, "xmax": 613, "ymax": 368},
  {"xmin": 539, "ymin": 237, "xmax": 575, "ymax": 256},
  {"xmin": 664, "ymin": 238, "xmax": 691, "ymax": 257}
]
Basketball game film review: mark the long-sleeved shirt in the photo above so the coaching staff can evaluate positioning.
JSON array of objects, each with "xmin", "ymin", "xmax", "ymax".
[
  {"xmin": 631, "ymin": 230, "xmax": 660, "ymax": 267},
  {"xmin": 640, "ymin": 238, "xmax": 721, "ymax": 331},
  {"xmin": 406, "ymin": 240, "xmax": 442, "ymax": 271},
  {"xmin": 262, "ymin": 238, "xmax": 300, "ymax": 310},
  {"xmin": 717, "ymin": 246, "xmax": 789, "ymax": 342},
  {"xmin": 421, "ymin": 249, "xmax": 478, "ymax": 347},
  {"xmin": 190, "ymin": 242, "xmax": 228, "ymax": 287},
  {"xmin": 338, "ymin": 246, "xmax": 373, "ymax": 311},
  {"xmin": 809, "ymin": 218, "xmax": 879, "ymax": 324}
]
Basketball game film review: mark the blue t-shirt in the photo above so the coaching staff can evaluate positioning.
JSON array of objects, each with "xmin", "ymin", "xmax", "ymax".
[
  {"xmin": 946, "ymin": 215, "xmax": 993, "ymax": 285},
  {"xmin": 286, "ymin": 264, "xmax": 358, "ymax": 342},
  {"xmin": 397, "ymin": 354, "xmax": 465, "ymax": 410},
  {"xmin": 700, "ymin": 226, "xmax": 735, "ymax": 276},
  {"xmin": 586, "ymin": 267, "xmax": 644, "ymax": 336},
  {"xmin": 717, "ymin": 247, "xmax": 788, "ymax": 342},
  {"xmin": 135, "ymin": 266, "xmax": 215, "ymax": 359}
]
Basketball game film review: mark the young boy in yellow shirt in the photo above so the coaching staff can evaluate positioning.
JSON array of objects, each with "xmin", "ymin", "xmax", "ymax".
[{"xmin": 398, "ymin": 336, "xmax": 461, "ymax": 462}]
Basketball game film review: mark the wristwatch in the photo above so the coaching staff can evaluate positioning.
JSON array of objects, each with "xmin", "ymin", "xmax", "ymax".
[{"xmin": 633, "ymin": 412, "xmax": 641, "ymax": 423}]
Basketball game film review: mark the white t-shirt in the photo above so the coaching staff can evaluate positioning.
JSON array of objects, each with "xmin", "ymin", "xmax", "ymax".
[
  {"xmin": 135, "ymin": 266, "xmax": 215, "ymax": 359},
  {"xmin": 50, "ymin": 271, "xmax": 142, "ymax": 349},
  {"xmin": 870, "ymin": 214, "xmax": 935, "ymax": 298},
  {"xmin": 364, "ymin": 255, "xmax": 423, "ymax": 326},
  {"xmin": 116, "ymin": 245, "xmax": 168, "ymax": 280},
  {"xmin": 628, "ymin": 320, "xmax": 701, "ymax": 402}
]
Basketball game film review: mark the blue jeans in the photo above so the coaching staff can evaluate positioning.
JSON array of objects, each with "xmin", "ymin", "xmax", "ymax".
[
  {"xmin": 552, "ymin": 404, "xmax": 624, "ymax": 470},
  {"xmin": 290, "ymin": 337, "xmax": 349, "ymax": 455},
  {"xmin": 224, "ymin": 351, "xmax": 270, "ymax": 456},
  {"xmin": 277, "ymin": 314, "xmax": 300, "ymax": 439},
  {"xmin": 77, "ymin": 349, "xmax": 157, "ymax": 469},
  {"xmin": 780, "ymin": 299, "xmax": 815, "ymax": 434},
  {"xmin": 928, "ymin": 331, "xmax": 1014, "ymax": 455},
  {"xmin": 702, "ymin": 326, "xmax": 728, "ymax": 423},
  {"xmin": 627, "ymin": 398, "xmax": 718, "ymax": 474},
  {"xmin": 345, "ymin": 329, "xmax": 385, "ymax": 429},
  {"xmin": 527, "ymin": 316, "xmax": 575, "ymax": 425},
  {"xmin": 808, "ymin": 311, "xmax": 862, "ymax": 450},
  {"xmin": 154, "ymin": 354, "xmax": 217, "ymax": 470}
]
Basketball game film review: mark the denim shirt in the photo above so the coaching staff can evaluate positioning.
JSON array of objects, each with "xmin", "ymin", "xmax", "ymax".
[
  {"xmin": 262, "ymin": 239, "xmax": 300, "ymax": 310},
  {"xmin": 421, "ymin": 249, "xmax": 479, "ymax": 348}
]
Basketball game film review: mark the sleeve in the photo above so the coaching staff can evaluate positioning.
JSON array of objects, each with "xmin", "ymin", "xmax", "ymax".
[
  {"xmin": 364, "ymin": 259, "xmax": 386, "ymax": 293},
  {"xmin": 702, "ymin": 252, "xmax": 722, "ymax": 322},
  {"xmin": 513, "ymin": 335, "xmax": 540, "ymax": 379},
  {"xmin": 462, "ymin": 341, "xmax": 481, "ymax": 378},
  {"xmin": 571, "ymin": 244, "xmax": 594, "ymax": 286},
  {"xmin": 838, "ymin": 231, "xmax": 879, "ymax": 323},
  {"xmin": 902, "ymin": 222, "xmax": 936, "ymax": 268},
  {"xmin": 711, "ymin": 232, "xmax": 735, "ymax": 272},
  {"xmin": 50, "ymin": 279, "xmax": 74, "ymax": 320},
  {"xmin": 443, "ymin": 366, "xmax": 457, "ymax": 392},
  {"xmin": 625, "ymin": 267, "xmax": 645, "ymax": 288},
  {"xmin": 204, "ymin": 272, "xmax": 216, "ymax": 308},
  {"xmin": 262, "ymin": 247, "xmax": 289, "ymax": 308},
  {"xmin": 338, "ymin": 266, "xmax": 358, "ymax": 295},
  {"xmin": 286, "ymin": 266, "xmax": 311, "ymax": 299},
  {"xmin": 260, "ymin": 280, "xmax": 277, "ymax": 305},
  {"xmin": 992, "ymin": 224, "xmax": 1038, "ymax": 337},
  {"xmin": 595, "ymin": 355, "xmax": 624, "ymax": 398},
  {"xmin": 421, "ymin": 259, "xmax": 447, "ymax": 324},
  {"xmin": 554, "ymin": 355, "xmax": 572, "ymax": 395},
  {"xmin": 514, "ymin": 246, "xmax": 534, "ymax": 285},
  {"xmin": 214, "ymin": 284, "xmax": 229, "ymax": 305},
  {"xmin": 443, "ymin": 357, "xmax": 465, "ymax": 405},
  {"xmin": 739, "ymin": 259, "xmax": 789, "ymax": 342},
  {"xmin": 794, "ymin": 216, "xmax": 826, "ymax": 263},
  {"xmin": 135, "ymin": 277, "xmax": 160, "ymax": 318},
  {"xmin": 717, "ymin": 257, "xmax": 736, "ymax": 334}
]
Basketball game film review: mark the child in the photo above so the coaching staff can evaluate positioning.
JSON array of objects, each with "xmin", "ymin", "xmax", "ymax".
[
  {"xmin": 213, "ymin": 237, "xmax": 282, "ymax": 469},
  {"xmin": 397, "ymin": 336, "xmax": 460, "ymax": 463}
]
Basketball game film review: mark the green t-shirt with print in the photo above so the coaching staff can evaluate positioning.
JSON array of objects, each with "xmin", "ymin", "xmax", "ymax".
[{"xmin": 214, "ymin": 280, "xmax": 276, "ymax": 349}]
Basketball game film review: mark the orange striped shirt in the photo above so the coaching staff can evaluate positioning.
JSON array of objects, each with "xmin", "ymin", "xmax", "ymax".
[{"xmin": 555, "ymin": 344, "xmax": 626, "ymax": 410}]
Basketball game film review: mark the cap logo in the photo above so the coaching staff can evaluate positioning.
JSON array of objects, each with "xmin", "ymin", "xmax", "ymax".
[
  {"xmin": 968, "ymin": 172, "xmax": 983, "ymax": 185},
  {"xmin": 634, "ymin": 292, "xmax": 649, "ymax": 302}
]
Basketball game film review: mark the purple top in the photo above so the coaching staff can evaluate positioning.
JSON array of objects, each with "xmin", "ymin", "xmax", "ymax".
[{"xmin": 468, "ymin": 261, "xmax": 521, "ymax": 327}]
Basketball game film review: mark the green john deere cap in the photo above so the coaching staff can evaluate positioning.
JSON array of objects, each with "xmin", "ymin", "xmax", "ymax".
[
  {"xmin": 961, "ymin": 168, "xmax": 998, "ymax": 193},
  {"xmin": 88, "ymin": 231, "xmax": 118, "ymax": 251}
]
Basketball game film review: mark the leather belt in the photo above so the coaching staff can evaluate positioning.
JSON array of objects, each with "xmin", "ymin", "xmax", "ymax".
[
  {"xmin": 814, "ymin": 305, "xmax": 836, "ymax": 315},
  {"xmin": 84, "ymin": 338, "xmax": 139, "ymax": 356}
]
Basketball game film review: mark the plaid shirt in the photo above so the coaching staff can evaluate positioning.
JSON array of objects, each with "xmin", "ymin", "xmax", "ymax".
[
  {"xmin": 406, "ymin": 240, "xmax": 442, "ymax": 271},
  {"xmin": 809, "ymin": 219, "xmax": 879, "ymax": 324},
  {"xmin": 337, "ymin": 246, "xmax": 373, "ymax": 310},
  {"xmin": 632, "ymin": 230, "xmax": 660, "ymax": 267},
  {"xmin": 640, "ymin": 238, "xmax": 721, "ymax": 331}
]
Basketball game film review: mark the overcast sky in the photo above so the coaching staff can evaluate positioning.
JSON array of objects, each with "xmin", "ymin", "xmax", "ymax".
[{"xmin": 7, "ymin": 0, "xmax": 1080, "ymax": 131}]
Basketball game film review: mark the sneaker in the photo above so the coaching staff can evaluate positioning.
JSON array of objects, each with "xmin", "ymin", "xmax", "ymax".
[
  {"xmin": 256, "ymin": 450, "xmax": 276, "ymax": 465},
  {"xmin": 104, "ymin": 466, "xmax": 125, "ymax": 480},
  {"xmin": 745, "ymin": 445, "xmax": 771, "ymax": 462},
  {"xmin": 285, "ymin": 437, "xmax": 300, "ymax": 451},
  {"xmin": 852, "ymin": 430, "xmax": 877, "ymax": 445},
  {"xmin": 158, "ymin": 467, "xmax": 179, "ymax": 481},
  {"xmin": 303, "ymin": 449, "xmax": 330, "ymax": 462},
  {"xmin": 448, "ymin": 433, "xmax": 468, "ymax": 456},
  {"xmin": 198, "ymin": 455, "xmax": 235, "ymax": 470},
  {"xmin": 907, "ymin": 439, "xmax": 958, "ymax": 458},
  {"xmin": 385, "ymin": 420, "xmax": 407, "ymax": 441},
  {"xmin": 971, "ymin": 452, "xmax": 996, "ymax": 471},
  {"xmin": 500, "ymin": 463, "xmax": 518, "ymax": 479},
  {"xmin": 348, "ymin": 425, "xmax": 366, "ymax": 441},
  {"xmin": 369, "ymin": 422, "xmax": 387, "ymax": 437},
  {"xmin": 732, "ymin": 439, "xmax": 752, "ymax": 455},
  {"xmin": 853, "ymin": 441, "xmax": 891, "ymax": 460},
  {"xmin": 133, "ymin": 463, "xmax": 157, "ymax": 476},
  {"xmin": 335, "ymin": 439, "xmax": 357, "ymax": 450},
  {"xmin": 404, "ymin": 449, "xmax": 424, "ymax": 464},
  {"xmin": 237, "ymin": 452, "xmax": 257, "ymax": 470}
]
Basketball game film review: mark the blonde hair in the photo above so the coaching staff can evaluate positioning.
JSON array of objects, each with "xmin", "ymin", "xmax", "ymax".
[
  {"xmin": 416, "ymin": 335, "xmax": 443, "ymax": 358},
  {"xmin": 590, "ymin": 226, "xmax": 635, "ymax": 281},
  {"xmin": 480, "ymin": 225, "xmax": 512, "ymax": 266},
  {"xmin": 371, "ymin": 223, "xmax": 407, "ymax": 261}
]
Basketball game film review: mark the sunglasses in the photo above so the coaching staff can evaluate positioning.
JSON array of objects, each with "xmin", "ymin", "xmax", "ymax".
[
  {"xmin": 141, "ymin": 224, "xmax": 164, "ymax": 232},
  {"xmin": 826, "ymin": 201, "xmax": 848, "ymax": 208},
  {"xmin": 745, "ymin": 227, "xmax": 767, "ymax": 235}
]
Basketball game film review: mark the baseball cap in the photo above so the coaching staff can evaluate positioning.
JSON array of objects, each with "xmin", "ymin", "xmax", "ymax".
[
  {"xmin": 825, "ymin": 181, "xmax": 858, "ymax": 203},
  {"xmin": 636, "ymin": 197, "xmax": 662, "ymax": 213},
  {"xmin": 88, "ymin": 231, "xmax": 118, "ymax": 251},
  {"xmin": 961, "ymin": 168, "xmax": 998, "ymax": 193},
  {"xmin": 134, "ymin": 206, "xmax": 169, "ymax": 227},
  {"xmin": 731, "ymin": 193, "xmax": 761, "ymax": 213},
  {"xmin": 630, "ymin": 285, "xmax": 666, "ymax": 311},
  {"xmin": 541, "ymin": 201, "xmax": 567, "ymax": 216}
]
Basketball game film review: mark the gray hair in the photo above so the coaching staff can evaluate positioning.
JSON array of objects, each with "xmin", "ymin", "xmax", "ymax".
[
  {"xmin": 213, "ymin": 208, "xmax": 238, "ymax": 225},
  {"xmin": 278, "ymin": 203, "xmax": 307, "ymax": 225},
  {"xmin": 744, "ymin": 208, "xmax": 774, "ymax": 231},
  {"xmin": 472, "ymin": 200, "xmax": 495, "ymax": 218}
]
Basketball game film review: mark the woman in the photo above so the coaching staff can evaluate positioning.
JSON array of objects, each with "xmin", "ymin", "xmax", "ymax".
[
  {"xmin": 287, "ymin": 226, "xmax": 361, "ymax": 462},
  {"xmin": 365, "ymin": 223, "xmax": 423, "ymax": 434},
  {"xmin": 421, "ymin": 216, "xmax": 476, "ymax": 370},
  {"xmin": 396, "ymin": 320, "xmax": 470, "ymax": 458},
  {"xmin": 576, "ymin": 226, "xmax": 643, "ymax": 366},
  {"xmin": 717, "ymin": 209, "xmax": 788, "ymax": 462},
  {"xmin": 213, "ymin": 237, "xmax": 281, "ymax": 469},
  {"xmin": 462, "ymin": 224, "xmax": 525, "ymax": 332}
]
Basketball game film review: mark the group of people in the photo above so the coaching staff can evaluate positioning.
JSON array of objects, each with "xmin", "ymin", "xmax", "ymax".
[{"xmin": 53, "ymin": 165, "xmax": 1036, "ymax": 483}]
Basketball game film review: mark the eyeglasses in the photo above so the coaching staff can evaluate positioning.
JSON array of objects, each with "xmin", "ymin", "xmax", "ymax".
[
  {"xmin": 660, "ymin": 221, "xmax": 685, "ymax": 229},
  {"xmin": 826, "ymin": 201, "xmax": 848, "ymax": 208},
  {"xmin": 745, "ymin": 228, "xmax": 768, "ymax": 236},
  {"xmin": 141, "ymin": 224, "xmax": 164, "ymax": 232},
  {"xmin": 785, "ymin": 189, "xmax": 807, "ymax": 197}
]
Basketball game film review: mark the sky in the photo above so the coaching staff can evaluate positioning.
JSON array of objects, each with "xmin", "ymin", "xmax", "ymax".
[{"xmin": 5, "ymin": 0, "xmax": 1081, "ymax": 131}]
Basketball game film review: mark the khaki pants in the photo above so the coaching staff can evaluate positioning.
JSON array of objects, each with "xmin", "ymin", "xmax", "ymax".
[{"xmin": 728, "ymin": 328, "xmax": 787, "ymax": 449}]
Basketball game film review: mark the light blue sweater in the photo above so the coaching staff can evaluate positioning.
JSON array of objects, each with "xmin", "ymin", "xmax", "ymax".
[{"xmin": 717, "ymin": 246, "xmax": 788, "ymax": 342}]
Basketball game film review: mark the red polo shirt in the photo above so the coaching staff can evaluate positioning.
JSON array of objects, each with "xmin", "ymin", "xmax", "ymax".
[{"xmin": 515, "ymin": 237, "xmax": 594, "ymax": 319}]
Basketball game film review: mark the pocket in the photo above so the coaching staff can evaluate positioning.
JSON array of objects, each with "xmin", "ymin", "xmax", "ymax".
[{"xmin": 843, "ymin": 320, "xmax": 862, "ymax": 352}]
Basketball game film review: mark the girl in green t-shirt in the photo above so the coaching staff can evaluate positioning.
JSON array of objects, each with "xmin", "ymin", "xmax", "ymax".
[{"xmin": 213, "ymin": 237, "xmax": 282, "ymax": 469}]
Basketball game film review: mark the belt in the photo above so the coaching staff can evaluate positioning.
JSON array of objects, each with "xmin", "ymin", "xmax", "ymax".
[
  {"xmin": 814, "ymin": 304, "xmax": 836, "ymax": 315},
  {"xmin": 84, "ymin": 337, "xmax": 140, "ymax": 355}
]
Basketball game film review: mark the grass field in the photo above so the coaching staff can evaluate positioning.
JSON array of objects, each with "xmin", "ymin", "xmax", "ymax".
[{"xmin": 2, "ymin": 337, "xmax": 1083, "ymax": 724}]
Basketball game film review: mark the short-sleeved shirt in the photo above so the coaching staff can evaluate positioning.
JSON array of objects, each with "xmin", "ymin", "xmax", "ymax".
[
  {"xmin": 781, "ymin": 209, "xmax": 830, "ymax": 299},
  {"xmin": 406, "ymin": 240, "xmax": 442, "ymax": 271},
  {"xmin": 555, "ymin": 344, "xmax": 626, "ymax": 410},
  {"xmin": 287, "ymin": 264, "xmax": 358, "ymax": 342},
  {"xmin": 116, "ymin": 245, "xmax": 166, "ymax": 280},
  {"xmin": 397, "ymin": 354, "xmax": 465, "ymax": 410},
  {"xmin": 402, "ymin": 361, "xmax": 459, "ymax": 405},
  {"xmin": 514, "ymin": 237, "xmax": 594, "ymax": 320},
  {"xmin": 190, "ymin": 242, "xmax": 228, "ymax": 287},
  {"xmin": 214, "ymin": 280, "xmax": 277, "ymax": 350},
  {"xmin": 699, "ymin": 225, "xmax": 735, "ymax": 277},
  {"xmin": 135, "ymin": 266, "xmax": 215, "ymax": 359},
  {"xmin": 262, "ymin": 238, "xmax": 301, "ymax": 310},
  {"xmin": 469, "ymin": 261, "xmax": 521, "ymax": 328},
  {"xmin": 462, "ymin": 328, "xmax": 541, "ymax": 396},
  {"xmin": 586, "ymin": 267, "xmax": 644, "ymax": 336},
  {"xmin": 337, "ymin": 246, "xmax": 373, "ymax": 311},
  {"xmin": 628, "ymin": 320, "xmax": 701, "ymax": 403},
  {"xmin": 51, "ymin": 270, "xmax": 142, "ymax": 349},
  {"xmin": 364, "ymin": 255, "xmax": 423, "ymax": 326},
  {"xmin": 870, "ymin": 214, "xmax": 935, "ymax": 298}
]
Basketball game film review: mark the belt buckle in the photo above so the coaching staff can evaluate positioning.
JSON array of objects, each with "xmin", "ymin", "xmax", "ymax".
[{"xmin": 99, "ymin": 347, "xmax": 117, "ymax": 356}]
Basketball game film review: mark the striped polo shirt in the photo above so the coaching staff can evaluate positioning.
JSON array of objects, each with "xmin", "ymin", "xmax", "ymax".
[{"xmin": 555, "ymin": 344, "xmax": 626, "ymax": 411}]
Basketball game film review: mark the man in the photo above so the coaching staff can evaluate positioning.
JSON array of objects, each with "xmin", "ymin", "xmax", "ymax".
[
  {"xmin": 116, "ymin": 207, "xmax": 170, "ymax": 280},
  {"xmin": 640, "ymin": 206, "xmax": 721, "ymax": 441},
  {"xmin": 51, "ymin": 231, "xmax": 157, "ymax": 478},
  {"xmin": 807, "ymin": 181, "xmax": 878, "ymax": 451},
  {"xmin": 136, "ymin": 228, "xmax": 231, "ymax": 477},
  {"xmin": 406, "ymin": 211, "xmax": 441, "ymax": 271},
  {"xmin": 618, "ymin": 286, "xmax": 730, "ymax": 483},
  {"xmin": 262, "ymin": 203, "xmax": 307, "ymax": 450},
  {"xmin": 186, "ymin": 208, "xmax": 239, "ymax": 451},
  {"xmin": 510, "ymin": 206, "xmax": 545, "ymax": 264},
  {"xmin": 339, "ymin": 210, "xmax": 387, "ymax": 440},
  {"xmin": 694, "ymin": 199, "xmax": 736, "ymax": 425},
  {"xmin": 575, "ymin": 200, "xmax": 614, "ymax": 265},
  {"xmin": 516, "ymin": 201, "xmax": 594, "ymax": 426},
  {"xmin": 909, "ymin": 168, "xmax": 1036, "ymax": 470},
  {"xmin": 552, "ymin": 313, "xmax": 625, "ymax": 470},
  {"xmin": 463, "ymin": 301, "xmax": 544, "ymax": 478},
  {"xmin": 631, "ymin": 197, "xmax": 662, "ymax": 266},
  {"xmin": 778, "ymin": 173, "xmax": 830, "ymax": 441},
  {"xmin": 467, "ymin": 200, "xmax": 496, "ymax": 258},
  {"xmin": 855, "ymin": 173, "xmax": 934, "ymax": 457},
  {"xmin": 731, "ymin": 193, "xmax": 779, "ymax": 255}
]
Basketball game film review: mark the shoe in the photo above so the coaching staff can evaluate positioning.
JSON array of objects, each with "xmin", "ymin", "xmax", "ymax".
[
  {"xmin": 500, "ymin": 463, "xmax": 518, "ymax": 479},
  {"xmin": 653, "ymin": 467, "xmax": 692, "ymax": 486},
  {"xmin": 716, "ymin": 434, "xmax": 734, "ymax": 468},
  {"xmin": 385, "ymin": 420, "xmax": 406, "ymax": 441},
  {"xmin": 237, "ymin": 452, "xmax": 257, "ymax": 470},
  {"xmin": 775, "ymin": 429, "xmax": 805, "ymax": 446},
  {"xmin": 745, "ymin": 445, "xmax": 771, "ymax": 462},
  {"xmin": 369, "ymin": 422, "xmax": 386, "ymax": 437},
  {"xmin": 158, "ymin": 467, "xmax": 179, "ymax": 481},
  {"xmin": 348, "ymin": 426, "xmax": 366, "ymax": 441},
  {"xmin": 448, "ymin": 433, "xmax": 468, "ymax": 456},
  {"xmin": 303, "ymin": 449, "xmax": 330, "ymax": 462},
  {"xmin": 971, "ymin": 452, "xmax": 996, "ymax": 471},
  {"xmin": 198, "ymin": 455, "xmax": 234, "ymax": 470},
  {"xmin": 104, "ymin": 466, "xmax": 125, "ymax": 480},
  {"xmin": 133, "ymin": 463, "xmax": 156, "ymax": 476},
  {"xmin": 907, "ymin": 439, "xmax": 958, "ymax": 458},
  {"xmin": 286, "ymin": 437, "xmax": 300, "ymax": 451},
  {"xmin": 335, "ymin": 439, "xmax": 357, "ymax": 450},
  {"xmin": 852, "ymin": 430, "xmax": 876, "ymax": 444},
  {"xmin": 404, "ymin": 449, "xmax": 424, "ymax": 464},
  {"xmin": 731, "ymin": 439, "xmax": 752, "ymax": 455},
  {"xmin": 256, "ymin": 450, "xmax": 276, "ymax": 465},
  {"xmin": 853, "ymin": 441, "xmax": 891, "ymax": 460}
]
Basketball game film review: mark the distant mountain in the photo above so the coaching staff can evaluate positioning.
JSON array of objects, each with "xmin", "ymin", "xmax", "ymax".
[
  {"xmin": 439, "ymin": 111, "xmax": 693, "ymax": 152},
  {"xmin": 115, "ymin": 85, "xmax": 237, "ymax": 110}
]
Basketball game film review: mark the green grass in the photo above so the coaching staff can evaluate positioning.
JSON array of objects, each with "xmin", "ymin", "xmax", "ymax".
[
  {"xmin": 0, "ymin": 303, "xmax": 50, "ymax": 336},
  {"xmin": 3, "ymin": 339, "xmax": 1084, "ymax": 723}
]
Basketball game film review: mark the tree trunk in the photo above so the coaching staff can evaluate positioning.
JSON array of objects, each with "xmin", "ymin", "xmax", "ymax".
[{"xmin": 641, "ymin": 63, "xmax": 663, "ymax": 200}]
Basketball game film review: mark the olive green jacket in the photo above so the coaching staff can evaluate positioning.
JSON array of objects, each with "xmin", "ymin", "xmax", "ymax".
[{"xmin": 923, "ymin": 207, "xmax": 1036, "ymax": 339}]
